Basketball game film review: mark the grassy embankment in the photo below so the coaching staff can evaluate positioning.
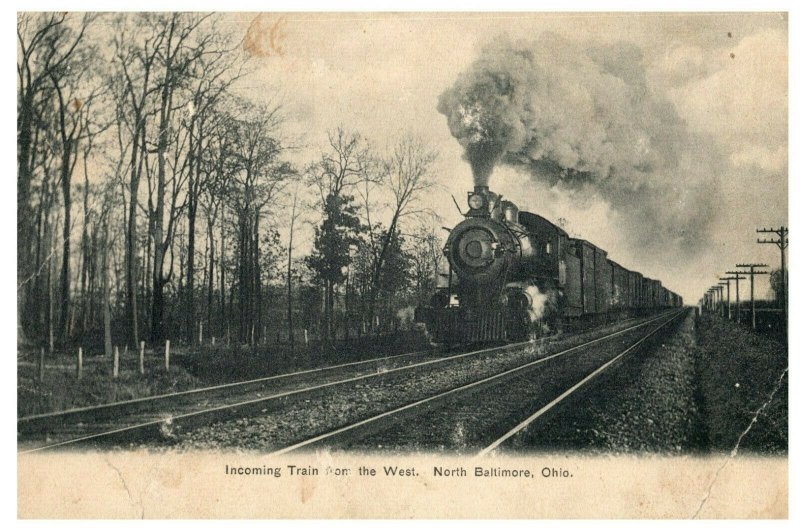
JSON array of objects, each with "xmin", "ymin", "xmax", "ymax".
[
  {"xmin": 693, "ymin": 313, "xmax": 788, "ymax": 454},
  {"xmin": 18, "ymin": 329, "xmax": 430, "ymax": 417}
]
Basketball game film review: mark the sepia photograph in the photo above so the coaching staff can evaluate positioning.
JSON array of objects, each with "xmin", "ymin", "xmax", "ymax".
[{"xmin": 14, "ymin": 8, "xmax": 789, "ymax": 519}]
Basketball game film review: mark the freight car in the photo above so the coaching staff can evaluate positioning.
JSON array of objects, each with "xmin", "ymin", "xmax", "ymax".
[{"xmin": 416, "ymin": 186, "xmax": 682, "ymax": 344}]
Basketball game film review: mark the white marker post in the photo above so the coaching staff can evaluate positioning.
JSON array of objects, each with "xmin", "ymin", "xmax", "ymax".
[
  {"xmin": 77, "ymin": 347, "xmax": 83, "ymax": 379},
  {"xmin": 139, "ymin": 341, "xmax": 145, "ymax": 375},
  {"xmin": 199, "ymin": 322, "xmax": 203, "ymax": 345},
  {"xmin": 113, "ymin": 346, "xmax": 119, "ymax": 378},
  {"xmin": 165, "ymin": 340, "xmax": 170, "ymax": 371}
]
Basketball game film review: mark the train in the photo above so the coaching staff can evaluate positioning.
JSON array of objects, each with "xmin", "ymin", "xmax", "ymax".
[{"xmin": 415, "ymin": 185, "xmax": 683, "ymax": 344}]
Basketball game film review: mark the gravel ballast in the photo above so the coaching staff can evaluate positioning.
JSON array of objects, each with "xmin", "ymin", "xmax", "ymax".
[
  {"xmin": 509, "ymin": 310, "xmax": 700, "ymax": 454},
  {"xmin": 119, "ymin": 309, "xmax": 787, "ymax": 456},
  {"xmin": 339, "ymin": 313, "xmax": 681, "ymax": 454},
  {"xmin": 172, "ymin": 315, "xmax": 673, "ymax": 452},
  {"xmin": 504, "ymin": 311, "xmax": 787, "ymax": 456}
]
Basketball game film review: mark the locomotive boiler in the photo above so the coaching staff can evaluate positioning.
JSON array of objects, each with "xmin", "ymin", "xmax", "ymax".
[{"xmin": 416, "ymin": 186, "xmax": 682, "ymax": 344}]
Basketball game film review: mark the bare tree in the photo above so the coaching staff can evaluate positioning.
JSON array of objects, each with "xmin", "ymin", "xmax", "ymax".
[
  {"xmin": 307, "ymin": 128, "xmax": 374, "ymax": 206},
  {"xmin": 226, "ymin": 100, "xmax": 295, "ymax": 343},
  {"xmin": 305, "ymin": 128, "xmax": 376, "ymax": 343},
  {"xmin": 407, "ymin": 221, "xmax": 445, "ymax": 305},
  {"xmin": 182, "ymin": 31, "xmax": 244, "ymax": 344},
  {"xmin": 362, "ymin": 136, "xmax": 437, "ymax": 331},
  {"xmin": 199, "ymin": 109, "xmax": 236, "ymax": 338},
  {"xmin": 286, "ymin": 184, "xmax": 302, "ymax": 355},
  {"xmin": 17, "ymin": 13, "xmax": 93, "ymax": 341},
  {"xmin": 49, "ymin": 36, "xmax": 106, "ymax": 341},
  {"xmin": 146, "ymin": 13, "xmax": 213, "ymax": 343},
  {"xmin": 112, "ymin": 13, "xmax": 167, "ymax": 347},
  {"xmin": 15, "ymin": 13, "xmax": 452, "ymax": 361}
]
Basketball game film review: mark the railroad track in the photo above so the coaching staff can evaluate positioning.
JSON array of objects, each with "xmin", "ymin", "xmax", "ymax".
[
  {"xmin": 19, "ymin": 346, "xmax": 437, "ymax": 431},
  {"xmin": 18, "ymin": 338, "xmax": 539, "ymax": 452},
  {"xmin": 266, "ymin": 308, "xmax": 687, "ymax": 455},
  {"xmin": 477, "ymin": 308, "xmax": 687, "ymax": 455},
  {"xmin": 18, "ymin": 311, "xmax": 679, "ymax": 454}
]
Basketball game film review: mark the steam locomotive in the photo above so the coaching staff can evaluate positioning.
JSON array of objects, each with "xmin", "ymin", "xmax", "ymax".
[{"xmin": 416, "ymin": 186, "xmax": 683, "ymax": 344}]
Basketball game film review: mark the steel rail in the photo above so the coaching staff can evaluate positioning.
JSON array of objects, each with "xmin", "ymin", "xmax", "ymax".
[
  {"xmin": 18, "ymin": 347, "xmax": 440, "ymax": 425},
  {"xmin": 19, "ymin": 338, "xmax": 544, "ymax": 452},
  {"xmin": 19, "ymin": 311, "xmax": 675, "ymax": 454},
  {"xmin": 267, "ymin": 309, "xmax": 684, "ymax": 456},
  {"xmin": 477, "ymin": 308, "xmax": 687, "ymax": 456}
]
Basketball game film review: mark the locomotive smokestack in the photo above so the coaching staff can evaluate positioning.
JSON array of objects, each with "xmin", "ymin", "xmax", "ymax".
[{"xmin": 474, "ymin": 185, "xmax": 489, "ymax": 195}]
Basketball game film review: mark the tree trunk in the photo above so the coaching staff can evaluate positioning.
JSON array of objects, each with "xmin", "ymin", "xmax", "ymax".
[
  {"xmin": 48, "ymin": 210, "xmax": 60, "ymax": 354},
  {"xmin": 286, "ymin": 193, "xmax": 297, "ymax": 355},
  {"xmin": 80, "ymin": 154, "xmax": 91, "ymax": 335},
  {"xmin": 238, "ymin": 214, "xmax": 249, "ymax": 342},
  {"xmin": 207, "ymin": 219, "xmax": 215, "ymax": 337},
  {"xmin": 187, "ymin": 197, "xmax": 196, "ymax": 343},
  {"xmin": 220, "ymin": 207, "xmax": 227, "ymax": 341},
  {"xmin": 102, "ymin": 222, "xmax": 112, "ymax": 358},
  {"xmin": 17, "ymin": 91, "xmax": 36, "ymax": 343},
  {"xmin": 367, "ymin": 212, "xmax": 400, "ymax": 334},
  {"xmin": 254, "ymin": 213, "xmax": 262, "ymax": 346},
  {"xmin": 150, "ymin": 85, "xmax": 170, "ymax": 343},
  {"xmin": 33, "ymin": 171, "xmax": 53, "ymax": 342},
  {"xmin": 48, "ymin": 248, "xmax": 54, "ymax": 354},
  {"xmin": 59, "ymin": 144, "xmax": 73, "ymax": 343},
  {"xmin": 326, "ymin": 280, "xmax": 335, "ymax": 346},
  {"xmin": 186, "ymin": 129, "xmax": 197, "ymax": 344},
  {"xmin": 177, "ymin": 239, "xmax": 185, "ymax": 340},
  {"xmin": 125, "ymin": 127, "xmax": 141, "ymax": 347}
]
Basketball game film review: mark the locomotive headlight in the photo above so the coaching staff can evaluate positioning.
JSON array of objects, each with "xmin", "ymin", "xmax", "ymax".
[{"xmin": 468, "ymin": 193, "xmax": 485, "ymax": 210}]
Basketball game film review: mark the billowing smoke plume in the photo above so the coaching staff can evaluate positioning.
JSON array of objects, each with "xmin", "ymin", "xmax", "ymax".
[{"xmin": 438, "ymin": 34, "xmax": 721, "ymax": 257}]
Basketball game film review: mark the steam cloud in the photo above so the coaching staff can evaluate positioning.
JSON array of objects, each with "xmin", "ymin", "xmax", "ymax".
[
  {"xmin": 438, "ymin": 34, "xmax": 721, "ymax": 257},
  {"xmin": 508, "ymin": 282, "xmax": 553, "ymax": 322}
]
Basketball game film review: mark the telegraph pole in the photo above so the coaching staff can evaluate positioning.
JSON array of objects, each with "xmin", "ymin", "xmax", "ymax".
[
  {"xmin": 724, "ymin": 272, "xmax": 747, "ymax": 323},
  {"xmin": 757, "ymin": 226, "xmax": 788, "ymax": 328},
  {"xmin": 719, "ymin": 277, "xmax": 736, "ymax": 319},
  {"xmin": 736, "ymin": 264, "xmax": 769, "ymax": 330}
]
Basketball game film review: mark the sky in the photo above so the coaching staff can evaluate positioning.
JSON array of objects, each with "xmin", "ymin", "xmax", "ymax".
[
  {"xmin": 27, "ymin": 11, "xmax": 789, "ymax": 306},
  {"xmin": 222, "ymin": 12, "xmax": 787, "ymax": 304}
]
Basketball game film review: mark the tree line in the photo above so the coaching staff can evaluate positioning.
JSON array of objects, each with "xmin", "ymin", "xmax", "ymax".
[{"xmin": 17, "ymin": 13, "xmax": 445, "ymax": 356}]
